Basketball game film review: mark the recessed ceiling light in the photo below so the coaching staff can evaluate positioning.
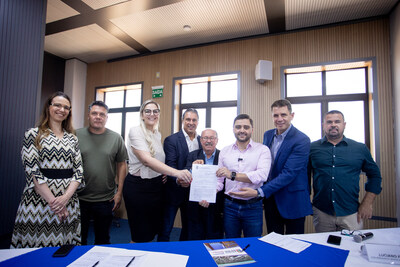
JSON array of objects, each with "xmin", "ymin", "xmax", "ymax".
[{"xmin": 183, "ymin": 25, "xmax": 192, "ymax": 32}]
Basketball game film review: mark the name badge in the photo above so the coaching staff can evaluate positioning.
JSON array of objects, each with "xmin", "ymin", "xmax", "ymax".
[{"xmin": 362, "ymin": 243, "xmax": 400, "ymax": 265}]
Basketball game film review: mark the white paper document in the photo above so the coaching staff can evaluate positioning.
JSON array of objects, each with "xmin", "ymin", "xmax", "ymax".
[
  {"xmin": 259, "ymin": 232, "xmax": 311, "ymax": 253},
  {"xmin": 189, "ymin": 164, "xmax": 218, "ymax": 203},
  {"xmin": 67, "ymin": 246, "xmax": 188, "ymax": 267}
]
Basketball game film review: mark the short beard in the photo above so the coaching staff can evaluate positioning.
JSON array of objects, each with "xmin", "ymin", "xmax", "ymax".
[
  {"xmin": 326, "ymin": 130, "xmax": 343, "ymax": 141},
  {"xmin": 235, "ymin": 134, "xmax": 250, "ymax": 143}
]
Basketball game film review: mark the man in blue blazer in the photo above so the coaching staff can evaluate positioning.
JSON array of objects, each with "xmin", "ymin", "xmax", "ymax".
[
  {"xmin": 231, "ymin": 99, "xmax": 312, "ymax": 234},
  {"xmin": 158, "ymin": 108, "xmax": 201, "ymax": 241}
]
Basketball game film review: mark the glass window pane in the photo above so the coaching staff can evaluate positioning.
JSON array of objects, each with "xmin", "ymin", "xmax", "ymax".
[
  {"xmin": 106, "ymin": 113, "xmax": 122, "ymax": 135},
  {"xmin": 210, "ymin": 80, "xmax": 237, "ymax": 102},
  {"xmin": 328, "ymin": 101, "xmax": 365, "ymax": 143},
  {"xmin": 292, "ymin": 103, "xmax": 321, "ymax": 142},
  {"xmin": 105, "ymin": 91, "xmax": 124, "ymax": 108},
  {"xmin": 286, "ymin": 72, "xmax": 322, "ymax": 97},
  {"xmin": 326, "ymin": 69, "xmax": 366, "ymax": 95},
  {"xmin": 181, "ymin": 83, "xmax": 207, "ymax": 104},
  {"xmin": 182, "ymin": 108, "xmax": 206, "ymax": 136},
  {"xmin": 125, "ymin": 112, "xmax": 141, "ymax": 142},
  {"xmin": 211, "ymin": 107, "xmax": 237, "ymax": 150},
  {"xmin": 125, "ymin": 89, "xmax": 142, "ymax": 107}
]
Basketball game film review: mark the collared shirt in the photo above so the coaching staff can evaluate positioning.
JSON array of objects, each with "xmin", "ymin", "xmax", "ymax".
[
  {"xmin": 203, "ymin": 150, "xmax": 216, "ymax": 165},
  {"xmin": 258, "ymin": 125, "xmax": 292, "ymax": 195},
  {"xmin": 309, "ymin": 136, "xmax": 382, "ymax": 216},
  {"xmin": 183, "ymin": 129, "xmax": 199, "ymax": 152},
  {"xmin": 217, "ymin": 139, "xmax": 271, "ymax": 200},
  {"xmin": 271, "ymin": 124, "xmax": 292, "ymax": 163}
]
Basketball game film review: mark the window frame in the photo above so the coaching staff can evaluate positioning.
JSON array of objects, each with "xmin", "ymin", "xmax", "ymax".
[
  {"xmin": 280, "ymin": 58, "xmax": 380, "ymax": 164},
  {"xmin": 95, "ymin": 82, "xmax": 143, "ymax": 139},
  {"xmin": 171, "ymin": 72, "xmax": 240, "ymax": 134}
]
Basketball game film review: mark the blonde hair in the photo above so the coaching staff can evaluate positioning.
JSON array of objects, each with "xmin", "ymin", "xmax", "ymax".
[{"xmin": 139, "ymin": 99, "xmax": 161, "ymax": 156}]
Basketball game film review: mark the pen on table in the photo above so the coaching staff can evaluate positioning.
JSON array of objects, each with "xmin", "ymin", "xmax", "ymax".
[
  {"xmin": 242, "ymin": 244, "xmax": 250, "ymax": 251},
  {"xmin": 92, "ymin": 261, "xmax": 99, "ymax": 267},
  {"xmin": 125, "ymin": 256, "xmax": 135, "ymax": 267}
]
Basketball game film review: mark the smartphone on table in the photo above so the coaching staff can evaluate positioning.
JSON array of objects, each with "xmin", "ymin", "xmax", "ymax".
[
  {"xmin": 52, "ymin": 244, "xmax": 75, "ymax": 257},
  {"xmin": 327, "ymin": 235, "xmax": 341, "ymax": 246}
]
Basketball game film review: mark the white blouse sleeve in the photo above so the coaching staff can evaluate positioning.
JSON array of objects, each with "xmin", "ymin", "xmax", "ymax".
[{"xmin": 128, "ymin": 126, "xmax": 149, "ymax": 152}]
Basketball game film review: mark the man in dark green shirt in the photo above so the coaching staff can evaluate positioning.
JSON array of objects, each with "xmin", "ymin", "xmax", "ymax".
[
  {"xmin": 77, "ymin": 101, "xmax": 128, "ymax": 244},
  {"xmin": 309, "ymin": 110, "xmax": 382, "ymax": 232}
]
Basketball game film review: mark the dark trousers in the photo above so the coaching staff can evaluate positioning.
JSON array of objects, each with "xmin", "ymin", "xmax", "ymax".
[
  {"xmin": 123, "ymin": 174, "xmax": 163, "ymax": 243},
  {"xmin": 157, "ymin": 202, "xmax": 189, "ymax": 241},
  {"xmin": 80, "ymin": 199, "xmax": 114, "ymax": 245},
  {"xmin": 264, "ymin": 196, "xmax": 305, "ymax": 235},
  {"xmin": 186, "ymin": 201, "xmax": 223, "ymax": 240}
]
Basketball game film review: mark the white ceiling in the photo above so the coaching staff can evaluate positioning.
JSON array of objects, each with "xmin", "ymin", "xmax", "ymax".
[{"xmin": 44, "ymin": 0, "xmax": 399, "ymax": 63}]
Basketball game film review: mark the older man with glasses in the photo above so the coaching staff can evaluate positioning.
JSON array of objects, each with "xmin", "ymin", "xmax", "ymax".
[{"xmin": 184, "ymin": 129, "xmax": 224, "ymax": 240}]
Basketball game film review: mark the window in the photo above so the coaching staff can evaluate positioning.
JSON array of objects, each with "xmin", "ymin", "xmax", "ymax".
[
  {"xmin": 96, "ymin": 83, "xmax": 143, "ymax": 141},
  {"xmin": 173, "ymin": 73, "xmax": 239, "ymax": 149},
  {"xmin": 284, "ymin": 61, "xmax": 373, "ymax": 149}
]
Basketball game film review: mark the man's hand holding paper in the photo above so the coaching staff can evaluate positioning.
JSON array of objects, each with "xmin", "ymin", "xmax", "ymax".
[{"xmin": 189, "ymin": 164, "xmax": 219, "ymax": 203}]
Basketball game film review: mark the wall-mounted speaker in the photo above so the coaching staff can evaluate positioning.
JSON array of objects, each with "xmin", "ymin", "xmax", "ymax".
[{"xmin": 255, "ymin": 60, "xmax": 272, "ymax": 83}]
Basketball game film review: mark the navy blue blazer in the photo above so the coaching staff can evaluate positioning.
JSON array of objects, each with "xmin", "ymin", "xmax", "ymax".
[
  {"xmin": 185, "ymin": 148, "xmax": 220, "ymax": 169},
  {"xmin": 261, "ymin": 126, "xmax": 313, "ymax": 219},
  {"xmin": 163, "ymin": 130, "xmax": 201, "ymax": 206}
]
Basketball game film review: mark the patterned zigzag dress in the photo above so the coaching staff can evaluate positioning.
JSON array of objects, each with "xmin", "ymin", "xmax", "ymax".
[{"xmin": 11, "ymin": 128, "xmax": 84, "ymax": 248}]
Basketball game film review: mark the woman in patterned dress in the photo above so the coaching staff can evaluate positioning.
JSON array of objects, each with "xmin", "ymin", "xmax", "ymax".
[{"xmin": 11, "ymin": 91, "xmax": 84, "ymax": 248}]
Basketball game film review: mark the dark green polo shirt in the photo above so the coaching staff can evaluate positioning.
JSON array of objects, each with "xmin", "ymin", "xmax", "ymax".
[{"xmin": 309, "ymin": 136, "xmax": 382, "ymax": 216}]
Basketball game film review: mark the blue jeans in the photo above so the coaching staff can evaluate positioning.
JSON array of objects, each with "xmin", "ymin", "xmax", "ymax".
[{"xmin": 223, "ymin": 198, "xmax": 263, "ymax": 238}]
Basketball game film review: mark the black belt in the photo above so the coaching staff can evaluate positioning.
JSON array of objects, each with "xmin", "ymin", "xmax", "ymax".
[
  {"xmin": 225, "ymin": 194, "xmax": 262, "ymax": 205},
  {"xmin": 40, "ymin": 168, "xmax": 73, "ymax": 179}
]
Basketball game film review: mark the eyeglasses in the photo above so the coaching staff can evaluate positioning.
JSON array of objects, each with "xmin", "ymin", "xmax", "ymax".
[
  {"xmin": 144, "ymin": 109, "xmax": 160, "ymax": 115},
  {"xmin": 341, "ymin": 229, "xmax": 362, "ymax": 236},
  {"xmin": 51, "ymin": 103, "xmax": 71, "ymax": 111},
  {"xmin": 201, "ymin": 136, "xmax": 217, "ymax": 141}
]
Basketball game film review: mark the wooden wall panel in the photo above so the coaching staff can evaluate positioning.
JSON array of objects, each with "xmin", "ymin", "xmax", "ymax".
[{"xmin": 86, "ymin": 18, "xmax": 395, "ymax": 232}]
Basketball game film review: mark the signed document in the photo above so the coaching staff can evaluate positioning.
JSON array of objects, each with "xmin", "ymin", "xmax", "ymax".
[{"xmin": 189, "ymin": 164, "xmax": 218, "ymax": 203}]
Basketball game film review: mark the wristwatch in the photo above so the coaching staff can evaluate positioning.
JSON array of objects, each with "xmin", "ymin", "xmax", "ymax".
[{"xmin": 230, "ymin": 171, "xmax": 236, "ymax": 181}]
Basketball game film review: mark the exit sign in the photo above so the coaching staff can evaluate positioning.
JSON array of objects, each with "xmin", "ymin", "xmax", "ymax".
[{"xmin": 152, "ymin": 85, "xmax": 163, "ymax": 98}]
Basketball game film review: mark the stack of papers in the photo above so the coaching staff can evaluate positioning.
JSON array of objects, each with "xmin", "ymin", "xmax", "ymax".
[
  {"xmin": 259, "ymin": 232, "xmax": 311, "ymax": 253},
  {"xmin": 67, "ymin": 246, "xmax": 188, "ymax": 267}
]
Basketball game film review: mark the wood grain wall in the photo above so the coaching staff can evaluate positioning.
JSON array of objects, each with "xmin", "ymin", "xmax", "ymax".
[{"xmin": 86, "ymin": 18, "xmax": 396, "ymax": 233}]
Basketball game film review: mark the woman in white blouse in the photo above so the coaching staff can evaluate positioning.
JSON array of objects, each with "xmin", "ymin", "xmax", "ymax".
[{"xmin": 123, "ymin": 99, "xmax": 191, "ymax": 242}]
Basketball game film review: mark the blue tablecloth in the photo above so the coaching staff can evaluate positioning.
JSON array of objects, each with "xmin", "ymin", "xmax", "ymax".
[{"xmin": 0, "ymin": 237, "xmax": 349, "ymax": 266}]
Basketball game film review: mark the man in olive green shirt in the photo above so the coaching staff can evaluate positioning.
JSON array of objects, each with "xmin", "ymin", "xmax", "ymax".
[{"xmin": 76, "ymin": 101, "xmax": 128, "ymax": 245}]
